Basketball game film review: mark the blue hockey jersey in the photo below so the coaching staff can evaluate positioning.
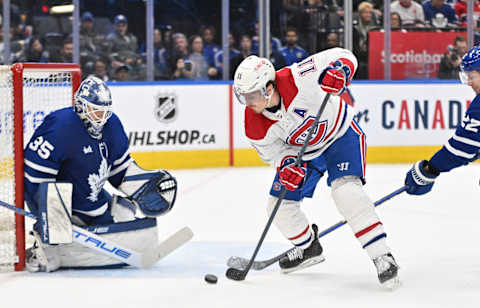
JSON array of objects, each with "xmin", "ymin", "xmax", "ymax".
[
  {"xmin": 430, "ymin": 93, "xmax": 480, "ymax": 172},
  {"xmin": 24, "ymin": 107, "xmax": 131, "ymax": 218}
]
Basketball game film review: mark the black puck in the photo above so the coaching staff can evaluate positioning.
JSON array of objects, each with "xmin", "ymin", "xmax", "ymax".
[{"xmin": 204, "ymin": 274, "xmax": 218, "ymax": 284}]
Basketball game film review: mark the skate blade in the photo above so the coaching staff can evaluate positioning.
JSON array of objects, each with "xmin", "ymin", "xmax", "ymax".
[
  {"xmin": 381, "ymin": 276, "xmax": 401, "ymax": 291},
  {"xmin": 281, "ymin": 255, "xmax": 326, "ymax": 274}
]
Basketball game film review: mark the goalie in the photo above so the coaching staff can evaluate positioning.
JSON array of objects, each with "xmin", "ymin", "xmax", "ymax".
[{"xmin": 23, "ymin": 76, "xmax": 178, "ymax": 272}]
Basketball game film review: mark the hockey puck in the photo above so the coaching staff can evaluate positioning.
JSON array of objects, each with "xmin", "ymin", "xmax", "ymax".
[{"xmin": 204, "ymin": 274, "xmax": 218, "ymax": 284}]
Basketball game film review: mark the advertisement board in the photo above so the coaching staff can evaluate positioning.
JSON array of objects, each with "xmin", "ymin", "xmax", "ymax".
[{"xmin": 368, "ymin": 31, "xmax": 465, "ymax": 80}]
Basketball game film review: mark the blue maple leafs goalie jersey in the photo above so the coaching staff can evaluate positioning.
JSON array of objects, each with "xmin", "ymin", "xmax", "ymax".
[{"xmin": 24, "ymin": 107, "xmax": 131, "ymax": 222}]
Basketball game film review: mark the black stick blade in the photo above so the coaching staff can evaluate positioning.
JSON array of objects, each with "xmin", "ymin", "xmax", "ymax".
[{"xmin": 225, "ymin": 267, "xmax": 246, "ymax": 281}]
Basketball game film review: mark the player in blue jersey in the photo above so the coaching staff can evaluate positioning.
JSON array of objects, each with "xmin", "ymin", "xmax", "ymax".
[
  {"xmin": 404, "ymin": 45, "xmax": 480, "ymax": 195},
  {"xmin": 23, "ymin": 76, "xmax": 179, "ymax": 272}
]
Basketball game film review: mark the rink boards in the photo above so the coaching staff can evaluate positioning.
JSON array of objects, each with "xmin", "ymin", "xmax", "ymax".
[{"xmin": 108, "ymin": 80, "xmax": 474, "ymax": 169}]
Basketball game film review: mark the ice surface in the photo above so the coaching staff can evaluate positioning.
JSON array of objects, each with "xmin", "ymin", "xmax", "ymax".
[{"xmin": 3, "ymin": 164, "xmax": 479, "ymax": 308}]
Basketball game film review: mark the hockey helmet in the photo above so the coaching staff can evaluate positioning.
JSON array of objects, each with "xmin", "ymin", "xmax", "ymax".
[
  {"xmin": 460, "ymin": 45, "xmax": 480, "ymax": 84},
  {"xmin": 74, "ymin": 76, "xmax": 113, "ymax": 137},
  {"xmin": 233, "ymin": 55, "xmax": 276, "ymax": 105}
]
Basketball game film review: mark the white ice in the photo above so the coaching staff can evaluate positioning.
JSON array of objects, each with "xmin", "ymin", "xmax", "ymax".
[{"xmin": 2, "ymin": 164, "xmax": 480, "ymax": 308}]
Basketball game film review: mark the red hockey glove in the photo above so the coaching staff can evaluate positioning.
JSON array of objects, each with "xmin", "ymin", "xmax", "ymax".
[
  {"xmin": 279, "ymin": 163, "xmax": 307, "ymax": 191},
  {"xmin": 318, "ymin": 58, "xmax": 354, "ymax": 96}
]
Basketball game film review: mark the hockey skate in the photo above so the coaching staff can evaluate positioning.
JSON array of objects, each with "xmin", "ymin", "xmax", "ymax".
[
  {"xmin": 373, "ymin": 253, "xmax": 400, "ymax": 289},
  {"xmin": 279, "ymin": 224, "xmax": 325, "ymax": 274}
]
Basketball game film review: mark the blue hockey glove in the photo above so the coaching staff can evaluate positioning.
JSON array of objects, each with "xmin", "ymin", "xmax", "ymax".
[{"xmin": 404, "ymin": 160, "xmax": 439, "ymax": 195}]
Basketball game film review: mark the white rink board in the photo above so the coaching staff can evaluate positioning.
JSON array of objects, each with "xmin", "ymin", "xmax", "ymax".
[
  {"xmin": 350, "ymin": 83, "xmax": 476, "ymax": 146},
  {"xmin": 109, "ymin": 84, "xmax": 230, "ymax": 152}
]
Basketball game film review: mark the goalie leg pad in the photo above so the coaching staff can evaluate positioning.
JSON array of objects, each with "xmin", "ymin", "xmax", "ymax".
[
  {"xmin": 119, "ymin": 161, "xmax": 177, "ymax": 217},
  {"xmin": 266, "ymin": 196, "xmax": 313, "ymax": 249},
  {"xmin": 45, "ymin": 218, "xmax": 159, "ymax": 269},
  {"xmin": 35, "ymin": 182, "xmax": 73, "ymax": 244},
  {"xmin": 331, "ymin": 176, "xmax": 390, "ymax": 259}
]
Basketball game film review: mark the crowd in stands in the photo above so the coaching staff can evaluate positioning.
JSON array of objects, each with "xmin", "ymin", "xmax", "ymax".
[{"xmin": 0, "ymin": 0, "xmax": 478, "ymax": 81}]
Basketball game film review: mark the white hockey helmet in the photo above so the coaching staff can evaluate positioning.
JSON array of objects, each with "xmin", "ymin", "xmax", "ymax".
[{"xmin": 233, "ymin": 55, "xmax": 276, "ymax": 105}]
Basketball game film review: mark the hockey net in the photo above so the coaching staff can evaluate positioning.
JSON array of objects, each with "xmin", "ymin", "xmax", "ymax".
[{"xmin": 0, "ymin": 63, "xmax": 81, "ymax": 271}]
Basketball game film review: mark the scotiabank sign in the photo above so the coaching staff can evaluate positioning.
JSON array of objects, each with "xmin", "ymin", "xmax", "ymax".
[{"xmin": 368, "ymin": 31, "xmax": 465, "ymax": 80}]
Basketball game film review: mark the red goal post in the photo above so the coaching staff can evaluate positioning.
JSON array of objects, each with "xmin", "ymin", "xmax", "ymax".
[{"xmin": 0, "ymin": 63, "xmax": 81, "ymax": 271}]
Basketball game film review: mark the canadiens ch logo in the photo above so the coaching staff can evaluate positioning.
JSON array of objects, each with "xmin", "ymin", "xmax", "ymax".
[
  {"xmin": 287, "ymin": 116, "xmax": 328, "ymax": 146},
  {"xmin": 154, "ymin": 92, "xmax": 178, "ymax": 123}
]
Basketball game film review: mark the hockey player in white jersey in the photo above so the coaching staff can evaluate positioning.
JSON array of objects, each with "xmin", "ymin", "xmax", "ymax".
[
  {"xmin": 23, "ymin": 76, "xmax": 182, "ymax": 272},
  {"xmin": 404, "ymin": 46, "xmax": 480, "ymax": 194},
  {"xmin": 233, "ymin": 48, "xmax": 399, "ymax": 287}
]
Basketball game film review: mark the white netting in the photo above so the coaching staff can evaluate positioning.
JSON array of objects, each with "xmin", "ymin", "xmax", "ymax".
[{"xmin": 0, "ymin": 66, "xmax": 75, "ymax": 272}]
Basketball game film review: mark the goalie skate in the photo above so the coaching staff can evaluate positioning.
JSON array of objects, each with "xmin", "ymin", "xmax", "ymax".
[
  {"xmin": 373, "ymin": 253, "xmax": 400, "ymax": 290},
  {"xmin": 279, "ymin": 224, "xmax": 325, "ymax": 274}
]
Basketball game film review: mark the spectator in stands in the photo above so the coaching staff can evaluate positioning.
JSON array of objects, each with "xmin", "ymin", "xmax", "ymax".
[
  {"xmin": 24, "ymin": 37, "xmax": 50, "ymax": 62},
  {"xmin": 80, "ymin": 12, "xmax": 106, "ymax": 56},
  {"xmin": 423, "ymin": 0, "xmax": 458, "ymax": 28},
  {"xmin": 437, "ymin": 35, "xmax": 468, "ymax": 79},
  {"xmin": 151, "ymin": 28, "xmax": 170, "ymax": 80},
  {"xmin": 51, "ymin": 37, "xmax": 73, "ymax": 63},
  {"xmin": 201, "ymin": 26, "xmax": 220, "ymax": 68},
  {"xmin": 88, "ymin": 58, "xmax": 110, "ymax": 82},
  {"xmin": 170, "ymin": 33, "xmax": 191, "ymax": 79},
  {"xmin": 230, "ymin": 34, "xmax": 254, "ymax": 79},
  {"xmin": 454, "ymin": 0, "xmax": 480, "ymax": 27},
  {"xmin": 269, "ymin": 42, "xmax": 287, "ymax": 70},
  {"xmin": 186, "ymin": 35, "xmax": 218, "ymax": 80},
  {"xmin": 214, "ymin": 32, "xmax": 240, "ymax": 77},
  {"xmin": 391, "ymin": 12, "xmax": 403, "ymax": 29},
  {"xmin": 106, "ymin": 14, "xmax": 140, "ymax": 69},
  {"xmin": 353, "ymin": 2, "xmax": 379, "ymax": 79},
  {"xmin": 326, "ymin": 32, "xmax": 341, "ymax": 49},
  {"xmin": 112, "ymin": 64, "xmax": 131, "ymax": 82},
  {"xmin": 251, "ymin": 22, "xmax": 283, "ymax": 54},
  {"xmin": 279, "ymin": 27, "xmax": 308, "ymax": 66},
  {"xmin": 390, "ymin": 0, "xmax": 425, "ymax": 27}
]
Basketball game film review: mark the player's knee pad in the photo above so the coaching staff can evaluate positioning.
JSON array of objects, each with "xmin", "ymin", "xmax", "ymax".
[
  {"xmin": 40, "ymin": 218, "xmax": 159, "ymax": 270},
  {"xmin": 33, "ymin": 182, "xmax": 73, "ymax": 245},
  {"xmin": 266, "ymin": 196, "xmax": 311, "ymax": 244},
  {"xmin": 331, "ymin": 176, "xmax": 380, "ymax": 229},
  {"xmin": 119, "ymin": 161, "xmax": 177, "ymax": 217}
]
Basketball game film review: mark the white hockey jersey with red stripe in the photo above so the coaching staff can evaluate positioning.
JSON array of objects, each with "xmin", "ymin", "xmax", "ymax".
[{"xmin": 244, "ymin": 48, "xmax": 357, "ymax": 167}]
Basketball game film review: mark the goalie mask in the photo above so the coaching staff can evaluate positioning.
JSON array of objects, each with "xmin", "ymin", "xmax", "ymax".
[
  {"xmin": 459, "ymin": 45, "xmax": 480, "ymax": 85},
  {"xmin": 233, "ymin": 55, "xmax": 276, "ymax": 106},
  {"xmin": 74, "ymin": 76, "xmax": 113, "ymax": 139}
]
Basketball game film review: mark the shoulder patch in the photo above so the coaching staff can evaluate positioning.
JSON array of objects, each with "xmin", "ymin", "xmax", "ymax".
[
  {"xmin": 275, "ymin": 68, "xmax": 298, "ymax": 111},
  {"xmin": 245, "ymin": 108, "xmax": 277, "ymax": 140}
]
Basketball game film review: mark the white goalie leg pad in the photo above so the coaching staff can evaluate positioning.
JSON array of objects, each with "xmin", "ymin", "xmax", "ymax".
[
  {"xmin": 44, "ymin": 218, "xmax": 159, "ymax": 269},
  {"xmin": 266, "ymin": 196, "xmax": 313, "ymax": 249},
  {"xmin": 37, "ymin": 183, "xmax": 73, "ymax": 244},
  {"xmin": 331, "ymin": 176, "xmax": 390, "ymax": 259}
]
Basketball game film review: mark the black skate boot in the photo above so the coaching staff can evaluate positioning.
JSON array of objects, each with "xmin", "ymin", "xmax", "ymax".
[
  {"xmin": 373, "ymin": 253, "xmax": 400, "ymax": 289},
  {"xmin": 279, "ymin": 224, "xmax": 325, "ymax": 274}
]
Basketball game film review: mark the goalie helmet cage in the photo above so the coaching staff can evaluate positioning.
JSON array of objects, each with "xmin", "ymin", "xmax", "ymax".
[{"xmin": 0, "ymin": 63, "xmax": 81, "ymax": 271}]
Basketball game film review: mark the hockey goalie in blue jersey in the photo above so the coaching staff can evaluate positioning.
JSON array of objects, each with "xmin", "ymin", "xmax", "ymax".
[
  {"xmin": 24, "ymin": 76, "xmax": 181, "ymax": 272},
  {"xmin": 405, "ymin": 45, "xmax": 480, "ymax": 195}
]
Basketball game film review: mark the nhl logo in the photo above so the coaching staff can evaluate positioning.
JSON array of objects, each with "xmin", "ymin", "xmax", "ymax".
[{"xmin": 154, "ymin": 92, "xmax": 177, "ymax": 123}]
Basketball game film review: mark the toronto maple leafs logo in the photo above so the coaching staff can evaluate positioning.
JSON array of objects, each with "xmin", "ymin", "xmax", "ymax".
[{"xmin": 87, "ymin": 158, "xmax": 111, "ymax": 202}]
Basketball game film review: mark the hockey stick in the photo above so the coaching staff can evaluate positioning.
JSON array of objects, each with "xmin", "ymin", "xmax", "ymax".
[
  {"xmin": 0, "ymin": 199, "xmax": 193, "ymax": 269},
  {"xmin": 225, "ymin": 93, "xmax": 331, "ymax": 281},
  {"xmin": 227, "ymin": 185, "xmax": 407, "ymax": 271}
]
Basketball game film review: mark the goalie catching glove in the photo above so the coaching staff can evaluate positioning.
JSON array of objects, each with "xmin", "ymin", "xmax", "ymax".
[{"xmin": 119, "ymin": 161, "xmax": 177, "ymax": 217}]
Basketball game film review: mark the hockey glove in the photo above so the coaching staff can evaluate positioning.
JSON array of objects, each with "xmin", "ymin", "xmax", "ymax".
[
  {"xmin": 404, "ymin": 160, "xmax": 440, "ymax": 195},
  {"xmin": 279, "ymin": 160, "xmax": 307, "ymax": 191},
  {"xmin": 318, "ymin": 59, "xmax": 353, "ymax": 96}
]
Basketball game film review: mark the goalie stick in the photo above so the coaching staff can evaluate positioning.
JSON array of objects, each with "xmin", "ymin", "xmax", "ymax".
[
  {"xmin": 0, "ymin": 199, "xmax": 193, "ymax": 269},
  {"xmin": 227, "ymin": 185, "xmax": 407, "ymax": 271},
  {"xmin": 225, "ymin": 93, "xmax": 331, "ymax": 281}
]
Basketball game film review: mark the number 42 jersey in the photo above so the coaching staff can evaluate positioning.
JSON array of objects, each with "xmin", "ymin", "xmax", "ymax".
[
  {"xmin": 244, "ymin": 47, "xmax": 358, "ymax": 167},
  {"xmin": 24, "ymin": 107, "xmax": 132, "ymax": 217}
]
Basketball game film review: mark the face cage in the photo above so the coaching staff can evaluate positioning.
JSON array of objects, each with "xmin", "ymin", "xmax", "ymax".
[{"xmin": 80, "ymin": 99, "xmax": 113, "ymax": 129}]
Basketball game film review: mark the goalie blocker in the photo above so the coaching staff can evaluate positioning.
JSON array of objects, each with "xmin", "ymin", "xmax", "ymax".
[{"xmin": 26, "ymin": 163, "xmax": 180, "ymax": 272}]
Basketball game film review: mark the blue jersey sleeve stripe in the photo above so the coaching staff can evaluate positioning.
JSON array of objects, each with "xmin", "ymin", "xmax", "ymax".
[
  {"xmin": 448, "ymin": 138, "xmax": 479, "ymax": 154},
  {"xmin": 452, "ymin": 134, "xmax": 480, "ymax": 148},
  {"xmin": 113, "ymin": 150, "xmax": 130, "ymax": 166},
  {"xmin": 110, "ymin": 158, "xmax": 132, "ymax": 177},
  {"xmin": 24, "ymin": 159, "xmax": 59, "ymax": 175},
  {"xmin": 444, "ymin": 142, "xmax": 477, "ymax": 159},
  {"xmin": 24, "ymin": 172, "xmax": 56, "ymax": 184}
]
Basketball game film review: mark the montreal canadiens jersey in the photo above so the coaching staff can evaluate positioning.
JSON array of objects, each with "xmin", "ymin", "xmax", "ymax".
[
  {"xmin": 24, "ymin": 107, "xmax": 132, "ymax": 216},
  {"xmin": 245, "ymin": 47, "xmax": 357, "ymax": 166},
  {"xmin": 429, "ymin": 92, "xmax": 480, "ymax": 172}
]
